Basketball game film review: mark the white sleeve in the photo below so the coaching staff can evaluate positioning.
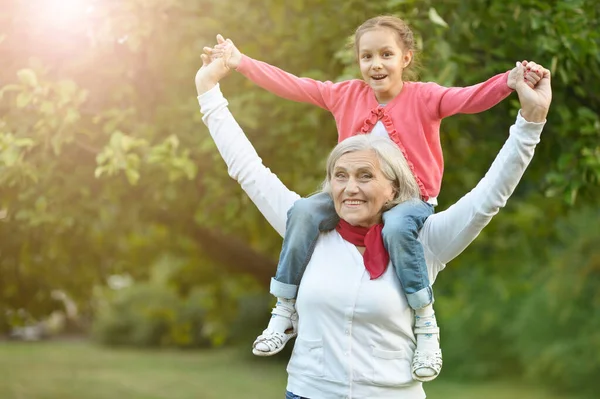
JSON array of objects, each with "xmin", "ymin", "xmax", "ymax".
[
  {"xmin": 198, "ymin": 84, "xmax": 300, "ymax": 237},
  {"xmin": 421, "ymin": 111, "xmax": 545, "ymax": 266}
]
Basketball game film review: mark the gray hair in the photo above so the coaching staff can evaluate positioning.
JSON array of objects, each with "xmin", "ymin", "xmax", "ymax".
[{"xmin": 321, "ymin": 135, "xmax": 420, "ymax": 210}]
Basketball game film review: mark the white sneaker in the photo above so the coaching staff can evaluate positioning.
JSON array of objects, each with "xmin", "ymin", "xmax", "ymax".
[{"xmin": 252, "ymin": 300, "xmax": 298, "ymax": 356}]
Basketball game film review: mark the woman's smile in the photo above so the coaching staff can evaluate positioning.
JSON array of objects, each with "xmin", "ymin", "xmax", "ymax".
[{"xmin": 331, "ymin": 150, "xmax": 395, "ymax": 228}]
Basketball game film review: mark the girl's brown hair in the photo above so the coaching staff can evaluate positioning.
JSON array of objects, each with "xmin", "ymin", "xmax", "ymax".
[{"xmin": 353, "ymin": 16, "xmax": 420, "ymax": 81}]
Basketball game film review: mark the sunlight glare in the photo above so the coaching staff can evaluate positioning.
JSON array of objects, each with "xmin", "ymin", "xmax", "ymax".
[{"xmin": 36, "ymin": 0, "xmax": 92, "ymax": 26}]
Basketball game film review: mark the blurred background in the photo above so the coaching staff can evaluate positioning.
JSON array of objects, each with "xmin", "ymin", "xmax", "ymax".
[{"xmin": 0, "ymin": 0, "xmax": 599, "ymax": 398}]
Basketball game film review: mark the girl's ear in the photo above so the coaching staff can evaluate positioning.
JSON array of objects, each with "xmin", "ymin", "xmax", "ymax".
[{"xmin": 403, "ymin": 49, "xmax": 414, "ymax": 68}]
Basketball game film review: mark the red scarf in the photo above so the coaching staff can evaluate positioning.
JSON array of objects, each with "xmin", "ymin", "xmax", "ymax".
[{"xmin": 335, "ymin": 219, "xmax": 390, "ymax": 279}]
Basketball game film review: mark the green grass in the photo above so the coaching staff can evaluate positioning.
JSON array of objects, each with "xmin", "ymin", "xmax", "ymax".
[{"xmin": 0, "ymin": 341, "xmax": 583, "ymax": 399}]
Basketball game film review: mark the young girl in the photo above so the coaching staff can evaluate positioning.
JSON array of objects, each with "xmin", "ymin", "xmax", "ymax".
[{"xmin": 206, "ymin": 15, "xmax": 541, "ymax": 382}]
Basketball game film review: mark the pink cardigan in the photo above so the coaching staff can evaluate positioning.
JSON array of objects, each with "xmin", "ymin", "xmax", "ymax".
[{"xmin": 237, "ymin": 55, "xmax": 513, "ymax": 199}]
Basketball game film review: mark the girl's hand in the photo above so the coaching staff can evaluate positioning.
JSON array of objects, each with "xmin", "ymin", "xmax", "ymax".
[
  {"xmin": 203, "ymin": 34, "xmax": 242, "ymax": 70},
  {"xmin": 508, "ymin": 60, "xmax": 543, "ymax": 89}
]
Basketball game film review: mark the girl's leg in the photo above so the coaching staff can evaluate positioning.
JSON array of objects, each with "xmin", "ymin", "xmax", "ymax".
[
  {"xmin": 270, "ymin": 192, "xmax": 338, "ymax": 298},
  {"xmin": 382, "ymin": 199, "xmax": 442, "ymax": 381},
  {"xmin": 382, "ymin": 199, "xmax": 434, "ymax": 308},
  {"xmin": 253, "ymin": 192, "xmax": 337, "ymax": 356}
]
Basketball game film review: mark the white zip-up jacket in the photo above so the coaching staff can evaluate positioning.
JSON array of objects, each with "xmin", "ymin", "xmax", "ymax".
[{"xmin": 199, "ymin": 84, "xmax": 544, "ymax": 399}]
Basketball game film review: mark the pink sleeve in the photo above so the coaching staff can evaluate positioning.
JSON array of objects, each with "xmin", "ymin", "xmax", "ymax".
[
  {"xmin": 425, "ymin": 71, "xmax": 513, "ymax": 119},
  {"xmin": 236, "ymin": 55, "xmax": 341, "ymax": 111}
]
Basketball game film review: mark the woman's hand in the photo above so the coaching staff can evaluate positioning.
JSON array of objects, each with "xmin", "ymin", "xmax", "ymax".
[
  {"xmin": 195, "ymin": 52, "xmax": 230, "ymax": 95},
  {"xmin": 514, "ymin": 62, "xmax": 552, "ymax": 123}
]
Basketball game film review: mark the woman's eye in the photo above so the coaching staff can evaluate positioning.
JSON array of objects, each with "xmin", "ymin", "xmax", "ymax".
[
  {"xmin": 360, "ymin": 174, "xmax": 372, "ymax": 179},
  {"xmin": 335, "ymin": 173, "xmax": 346, "ymax": 178}
]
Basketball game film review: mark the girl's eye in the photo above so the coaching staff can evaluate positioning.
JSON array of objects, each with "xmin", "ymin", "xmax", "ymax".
[
  {"xmin": 361, "ymin": 54, "xmax": 371, "ymax": 59},
  {"xmin": 383, "ymin": 52, "xmax": 392, "ymax": 57}
]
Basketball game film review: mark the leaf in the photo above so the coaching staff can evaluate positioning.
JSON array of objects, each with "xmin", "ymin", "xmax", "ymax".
[
  {"xmin": 14, "ymin": 138, "xmax": 35, "ymax": 148},
  {"xmin": 125, "ymin": 168, "xmax": 140, "ymax": 185},
  {"xmin": 16, "ymin": 92, "xmax": 33, "ymax": 108},
  {"xmin": 57, "ymin": 80, "xmax": 79, "ymax": 98},
  {"xmin": 166, "ymin": 134, "xmax": 180, "ymax": 149},
  {"xmin": 550, "ymin": 55, "xmax": 558, "ymax": 75},
  {"xmin": 0, "ymin": 84, "xmax": 21, "ymax": 99},
  {"xmin": 1, "ymin": 148, "xmax": 19, "ymax": 166},
  {"xmin": 17, "ymin": 69, "xmax": 38, "ymax": 87},
  {"xmin": 40, "ymin": 101, "xmax": 55, "ymax": 115},
  {"xmin": 64, "ymin": 108, "xmax": 81, "ymax": 125},
  {"xmin": 428, "ymin": 8, "xmax": 449, "ymax": 28}
]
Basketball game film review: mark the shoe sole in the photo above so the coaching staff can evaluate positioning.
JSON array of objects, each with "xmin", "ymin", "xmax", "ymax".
[
  {"xmin": 412, "ymin": 373, "xmax": 440, "ymax": 382},
  {"xmin": 252, "ymin": 332, "xmax": 297, "ymax": 357}
]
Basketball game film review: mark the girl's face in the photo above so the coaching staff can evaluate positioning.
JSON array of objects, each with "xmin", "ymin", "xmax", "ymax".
[
  {"xmin": 357, "ymin": 28, "xmax": 413, "ymax": 104},
  {"xmin": 331, "ymin": 149, "xmax": 396, "ymax": 228}
]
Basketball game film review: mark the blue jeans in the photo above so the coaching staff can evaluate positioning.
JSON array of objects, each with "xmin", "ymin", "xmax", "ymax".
[
  {"xmin": 270, "ymin": 193, "xmax": 435, "ymax": 309},
  {"xmin": 285, "ymin": 391, "xmax": 308, "ymax": 399}
]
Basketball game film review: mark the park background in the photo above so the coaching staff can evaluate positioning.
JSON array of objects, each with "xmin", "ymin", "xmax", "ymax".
[{"xmin": 0, "ymin": 0, "xmax": 599, "ymax": 398}]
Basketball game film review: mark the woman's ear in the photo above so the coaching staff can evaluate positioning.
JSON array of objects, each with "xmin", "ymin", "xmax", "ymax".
[
  {"xmin": 384, "ymin": 191, "xmax": 396, "ymax": 207},
  {"xmin": 392, "ymin": 183, "xmax": 400, "ymax": 199}
]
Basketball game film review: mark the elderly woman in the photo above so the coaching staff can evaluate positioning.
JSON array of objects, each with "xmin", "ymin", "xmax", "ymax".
[{"xmin": 195, "ymin": 55, "xmax": 551, "ymax": 399}]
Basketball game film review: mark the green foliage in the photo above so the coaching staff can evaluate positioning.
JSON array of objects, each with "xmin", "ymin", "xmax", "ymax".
[
  {"xmin": 92, "ymin": 256, "xmax": 260, "ymax": 348},
  {"xmin": 511, "ymin": 207, "xmax": 600, "ymax": 394},
  {"xmin": 92, "ymin": 278, "xmax": 262, "ymax": 348},
  {"xmin": 93, "ymin": 283, "xmax": 187, "ymax": 347}
]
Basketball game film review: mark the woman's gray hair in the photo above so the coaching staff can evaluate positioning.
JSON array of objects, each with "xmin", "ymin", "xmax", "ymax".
[{"xmin": 321, "ymin": 135, "xmax": 420, "ymax": 210}]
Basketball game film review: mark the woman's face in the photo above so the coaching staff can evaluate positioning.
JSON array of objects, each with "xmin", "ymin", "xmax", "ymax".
[{"xmin": 331, "ymin": 149, "xmax": 395, "ymax": 228}]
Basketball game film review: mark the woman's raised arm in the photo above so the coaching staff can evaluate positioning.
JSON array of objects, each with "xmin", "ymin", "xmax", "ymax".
[
  {"xmin": 421, "ymin": 62, "xmax": 552, "ymax": 265},
  {"xmin": 197, "ymin": 57, "xmax": 300, "ymax": 237}
]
